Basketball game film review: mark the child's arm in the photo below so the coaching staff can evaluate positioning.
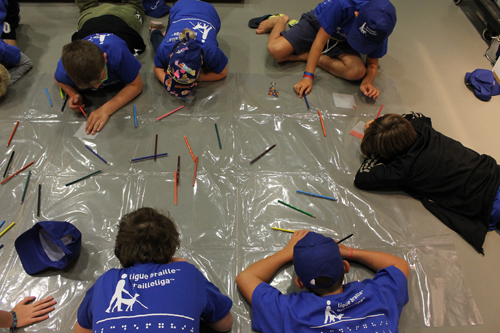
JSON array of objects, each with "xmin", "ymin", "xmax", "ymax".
[
  {"xmin": 293, "ymin": 28, "xmax": 331, "ymax": 97},
  {"xmin": 54, "ymin": 78, "xmax": 86, "ymax": 113},
  {"xmin": 360, "ymin": 56, "xmax": 379, "ymax": 99},
  {"xmin": 207, "ymin": 311, "xmax": 233, "ymax": 332},
  {"xmin": 337, "ymin": 243, "xmax": 409, "ymax": 279},
  {"xmin": 85, "ymin": 73, "xmax": 143, "ymax": 135},
  {"xmin": 74, "ymin": 321, "xmax": 92, "ymax": 333},
  {"xmin": 235, "ymin": 230, "xmax": 309, "ymax": 304},
  {"xmin": 199, "ymin": 66, "xmax": 227, "ymax": 82},
  {"xmin": 154, "ymin": 66, "xmax": 166, "ymax": 84},
  {"xmin": 354, "ymin": 157, "xmax": 405, "ymax": 191},
  {"xmin": 0, "ymin": 296, "xmax": 56, "ymax": 329},
  {"xmin": 8, "ymin": 52, "xmax": 32, "ymax": 84}
]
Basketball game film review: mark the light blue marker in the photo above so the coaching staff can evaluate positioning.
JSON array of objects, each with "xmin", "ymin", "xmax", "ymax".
[
  {"xmin": 296, "ymin": 190, "xmax": 336, "ymax": 201},
  {"xmin": 133, "ymin": 105, "xmax": 137, "ymax": 128}
]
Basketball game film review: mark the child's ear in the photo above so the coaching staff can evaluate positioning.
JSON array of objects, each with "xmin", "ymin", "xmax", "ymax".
[
  {"xmin": 103, "ymin": 52, "xmax": 108, "ymax": 64},
  {"xmin": 295, "ymin": 276, "xmax": 305, "ymax": 289}
]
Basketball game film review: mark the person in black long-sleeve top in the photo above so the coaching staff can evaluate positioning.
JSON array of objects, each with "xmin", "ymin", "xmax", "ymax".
[{"xmin": 354, "ymin": 112, "xmax": 500, "ymax": 254}]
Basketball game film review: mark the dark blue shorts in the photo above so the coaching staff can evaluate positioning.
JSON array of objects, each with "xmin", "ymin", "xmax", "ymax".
[
  {"xmin": 2, "ymin": 0, "xmax": 20, "ymax": 40},
  {"xmin": 280, "ymin": 11, "xmax": 361, "ymax": 59}
]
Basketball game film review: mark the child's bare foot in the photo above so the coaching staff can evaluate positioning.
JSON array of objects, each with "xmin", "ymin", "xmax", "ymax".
[
  {"xmin": 277, "ymin": 51, "xmax": 309, "ymax": 63},
  {"xmin": 256, "ymin": 15, "xmax": 290, "ymax": 34}
]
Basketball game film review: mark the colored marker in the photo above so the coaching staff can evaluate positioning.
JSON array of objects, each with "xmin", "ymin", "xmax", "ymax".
[
  {"xmin": 45, "ymin": 88, "xmax": 53, "ymax": 107},
  {"xmin": 154, "ymin": 134, "xmax": 158, "ymax": 162},
  {"xmin": 61, "ymin": 94, "xmax": 69, "ymax": 112},
  {"xmin": 193, "ymin": 156, "xmax": 198, "ymax": 187},
  {"xmin": 176, "ymin": 156, "xmax": 180, "ymax": 185},
  {"xmin": 156, "ymin": 105, "xmax": 185, "ymax": 121},
  {"xmin": 0, "ymin": 221, "xmax": 5, "ymax": 229},
  {"xmin": 250, "ymin": 144, "xmax": 277, "ymax": 164},
  {"xmin": 1, "ymin": 161, "xmax": 34, "ymax": 185},
  {"xmin": 303, "ymin": 94, "xmax": 310, "ymax": 110},
  {"xmin": 0, "ymin": 222, "xmax": 15, "ymax": 238},
  {"xmin": 318, "ymin": 110, "xmax": 326, "ymax": 137},
  {"xmin": 130, "ymin": 153, "xmax": 168, "ymax": 162},
  {"xmin": 184, "ymin": 136, "xmax": 196, "ymax": 162},
  {"xmin": 174, "ymin": 171, "xmax": 178, "ymax": 206},
  {"xmin": 85, "ymin": 145, "xmax": 109, "ymax": 165},
  {"xmin": 37, "ymin": 183, "xmax": 41, "ymax": 217},
  {"xmin": 376, "ymin": 105, "xmax": 384, "ymax": 118},
  {"xmin": 3, "ymin": 150, "xmax": 15, "ymax": 178},
  {"xmin": 6, "ymin": 121, "xmax": 19, "ymax": 147},
  {"xmin": 133, "ymin": 105, "xmax": 137, "ymax": 128},
  {"xmin": 296, "ymin": 190, "xmax": 336, "ymax": 201},
  {"xmin": 20, "ymin": 170, "xmax": 31, "ymax": 204},
  {"xmin": 336, "ymin": 233, "xmax": 353, "ymax": 244},
  {"xmin": 278, "ymin": 200, "xmax": 315, "ymax": 218},
  {"xmin": 215, "ymin": 123, "xmax": 222, "ymax": 149},
  {"xmin": 65, "ymin": 169, "xmax": 102, "ymax": 186},
  {"xmin": 271, "ymin": 227, "xmax": 295, "ymax": 233},
  {"xmin": 59, "ymin": 87, "xmax": 65, "ymax": 99}
]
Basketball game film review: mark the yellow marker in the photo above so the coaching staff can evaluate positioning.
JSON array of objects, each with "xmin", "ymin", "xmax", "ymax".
[
  {"xmin": 271, "ymin": 227, "xmax": 295, "ymax": 233},
  {"xmin": 0, "ymin": 222, "xmax": 15, "ymax": 237},
  {"xmin": 59, "ymin": 87, "xmax": 65, "ymax": 99}
]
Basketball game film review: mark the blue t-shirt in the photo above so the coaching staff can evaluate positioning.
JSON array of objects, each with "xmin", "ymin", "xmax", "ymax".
[
  {"xmin": 54, "ymin": 33, "xmax": 141, "ymax": 89},
  {"xmin": 153, "ymin": 0, "xmax": 227, "ymax": 74},
  {"xmin": 0, "ymin": 0, "xmax": 7, "ymax": 25},
  {"xmin": 77, "ymin": 261, "xmax": 232, "ymax": 332},
  {"xmin": 0, "ymin": 39, "xmax": 20, "ymax": 66},
  {"xmin": 252, "ymin": 266, "xmax": 408, "ymax": 333},
  {"xmin": 314, "ymin": 0, "xmax": 387, "ymax": 58}
]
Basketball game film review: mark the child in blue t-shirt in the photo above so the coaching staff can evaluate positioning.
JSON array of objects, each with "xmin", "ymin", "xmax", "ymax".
[
  {"xmin": 74, "ymin": 207, "xmax": 233, "ymax": 333},
  {"xmin": 0, "ymin": 0, "xmax": 32, "ymax": 98},
  {"xmin": 252, "ymin": 0, "xmax": 396, "ymax": 99},
  {"xmin": 54, "ymin": 0, "xmax": 146, "ymax": 135},
  {"xmin": 149, "ymin": 0, "xmax": 228, "ymax": 98},
  {"xmin": 236, "ymin": 231, "xmax": 409, "ymax": 332}
]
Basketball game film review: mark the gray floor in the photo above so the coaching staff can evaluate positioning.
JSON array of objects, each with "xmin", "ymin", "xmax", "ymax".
[{"xmin": 5, "ymin": 0, "xmax": 500, "ymax": 332}]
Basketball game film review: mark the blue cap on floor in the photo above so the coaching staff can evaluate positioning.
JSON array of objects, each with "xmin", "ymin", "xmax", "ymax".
[
  {"xmin": 293, "ymin": 232, "xmax": 344, "ymax": 289},
  {"xmin": 15, "ymin": 221, "xmax": 82, "ymax": 275},
  {"xmin": 143, "ymin": 0, "xmax": 171, "ymax": 18}
]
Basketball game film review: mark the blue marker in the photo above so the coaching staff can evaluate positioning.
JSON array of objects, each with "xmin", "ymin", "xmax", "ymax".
[
  {"xmin": 303, "ymin": 94, "xmax": 310, "ymax": 110},
  {"xmin": 133, "ymin": 105, "xmax": 137, "ymax": 128},
  {"xmin": 296, "ymin": 190, "xmax": 336, "ymax": 201},
  {"xmin": 45, "ymin": 88, "xmax": 53, "ymax": 107},
  {"xmin": 0, "ymin": 220, "xmax": 5, "ymax": 229}
]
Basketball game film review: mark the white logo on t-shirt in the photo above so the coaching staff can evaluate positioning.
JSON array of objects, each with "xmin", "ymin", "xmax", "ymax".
[{"xmin": 105, "ymin": 274, "xmax": 148, "ymax": 313}]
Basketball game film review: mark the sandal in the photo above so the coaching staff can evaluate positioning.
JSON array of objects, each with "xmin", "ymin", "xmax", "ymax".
[{"xmin": 248, "ymin": 14, "xmax": 284, "ymax": 29}]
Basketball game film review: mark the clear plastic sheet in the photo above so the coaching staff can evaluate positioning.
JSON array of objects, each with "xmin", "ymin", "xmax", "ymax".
[{"xmin": 0, "ymin": 72, "xmax": 482, "ymax": 332}]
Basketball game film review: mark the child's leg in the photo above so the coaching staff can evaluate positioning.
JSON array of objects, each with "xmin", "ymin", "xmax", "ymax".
[
  {"xmin": 77, "ymin": 1, "xmax": 145, "ymax": 33},
  {"xmin": 317, "ymin": 42, "xmax": 367, "ymax": 81},
  {"xmin": 150, "ymin": 30, "xmax": 165, "ymax": 53},
  {"xmin": 75, "ymin": 0, "xmax": 100, "ymax": 13},
  {"xmin": 2, "ymin": 0, "xmax": 20, "ymax": 46},
  {"xmin": 257, "ymin": 15, "xmax": 295, "ymax": 61}
]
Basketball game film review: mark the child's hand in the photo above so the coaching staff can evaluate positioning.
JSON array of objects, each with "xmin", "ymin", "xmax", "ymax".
[
  {"xmin": 12, "ymin": 296, "xmax": 56, "ymax": 328},
  {"xmin": 69, "ymin": 93, "xmax": 85, "ymax": 113},
  {"xmin": 294, "ymin": 78, "xmax": 313, "ymax": 98},
  {"xmin": 360, "ymin": 83, "xmax": 379, "ymax": 100},
  {"xmin": 337, "ymin": 243, "xmax": 353, "ymax": 260},
  {"xmin": 85, "ymin": 108, "xmax": 109, "ymax": 135},
  {"xmin": 282, "ymin": 230, "xmax": 309, "ymax": 258}
]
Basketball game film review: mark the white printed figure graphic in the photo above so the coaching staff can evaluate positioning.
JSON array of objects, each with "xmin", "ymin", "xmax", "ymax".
[
  {"xmin": 191, "ymin": 21, "xmax": 213, "ymax": 43},
  {"xmin": 324, "ymin": 300, "xmax": 344, "ymax": 323},
  {"xmin": 106, "ymin": 274, "xmax": 147, "ymax": 313}
]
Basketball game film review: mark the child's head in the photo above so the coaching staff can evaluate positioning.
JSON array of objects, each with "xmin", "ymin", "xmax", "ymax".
[
  {"xmin": 0, "ymin": 64, "xmax": 10, "ymax": 98},
  {"xmin": 361, "ymin": 114, "xmax": 418, "ymax": 159},
  {"xmin": 293, "ymin": 232, "xmax": 346, "ymax": 296},
  {"xmin": 114, "ymin": 207, "xmax": 180, "ymax": 268},
  {"xmin": 164, "ymin": 28, "xmax": 203, "ymax": 98},
  {"xmin": 62, "ymin": 40, "xmax": 106, "ymax": 89}
]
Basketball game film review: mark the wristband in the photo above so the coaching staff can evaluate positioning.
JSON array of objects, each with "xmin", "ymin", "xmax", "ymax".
[
  {"xmin": 304, "ymin": 71, "xmax": 315, "ymax": 78},
  {"xmin": 303, "ymin": 76, "xmax": 313, "ymax": 81},
  {"xmin": 10, "ymin": 311, "xmax": 17, "ymax": 333},
  {"xmin": 350, "ymin": 247, "xmax": 353, "ymax": 260}
]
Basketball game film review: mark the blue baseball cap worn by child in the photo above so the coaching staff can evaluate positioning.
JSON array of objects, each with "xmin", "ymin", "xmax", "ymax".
[
  {"xmin": 348, "ymin": 0, "xmax": 397, "ymax": 55},
  {"xmin": 164, "ymin": 37, "xmax": 203, "ymax": 97},
  {"xmin": 293, "ymin": 232, "xmax": 344, "ymax": 289}
]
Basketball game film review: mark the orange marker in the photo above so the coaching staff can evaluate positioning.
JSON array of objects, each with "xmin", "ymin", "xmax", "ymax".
[
  {"xmin": 193, "ymin": 156, "xmax": 198, "ymax": 187},
  {"xmin": 184, "ymin": 136, "xmax": 196, "ymax": 162},
  {"xmin": 6, "ymin": 121, "xmax": 19, "ymax": 147},
  {"xmin": 67, "ymin": 91, "xmax": 88, "ymax": 118},
  {"xmin": 1, "ymin": 161, "xmax": 34, "ymax": 185},
  {"xmin": 376, "ymin": 105, "xmax": 384, "ymax": 118},
  {"xmin": 318, "ymin": 110, "xmax": 326, "ymax": 137},
  {"xmin": 174, "ymin": 171, "xmax": 178, "ymax": 206}
]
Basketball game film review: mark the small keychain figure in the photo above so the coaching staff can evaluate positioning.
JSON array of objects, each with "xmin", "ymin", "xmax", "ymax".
[{"xmin": 268, "ymin": 82, "xmax": 279, "ymax": 97}]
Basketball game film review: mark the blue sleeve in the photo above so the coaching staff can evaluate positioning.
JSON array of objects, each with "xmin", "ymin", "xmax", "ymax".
[
  {"xmin": 201, "ymin": 276, "xmax": 232, "ymax": 323},
  {"xmin": 372, "ymin": 266, "xmax": 409, "ymax": 310},
  {"xmin": 314, "ymin": 0, "xmax": 345, "ymax": 36},
  {"xmin": 203, "ymin": 47, "xmax": 227, "ymax": 74},
  {"xmin": 77, "ymin": 284, "xmax": 95, "ymax": 329},
  {"xmin": 112, "ymin": 46, "xmax": 141, "ymax": 84},
  {"xmin": 251, "ymin": 282, "xmax": 287, "ymax": 332},
  {"xmin": 54, "ymin": 58, "xmax": 76, "ymax": 87},
  {"xmin": 0, "ymin": 0, "xmax": 7, "ymax": 24},
  {"xmin": 0, "ymin": 40, "xmax": 21, "ymax": 66}
]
